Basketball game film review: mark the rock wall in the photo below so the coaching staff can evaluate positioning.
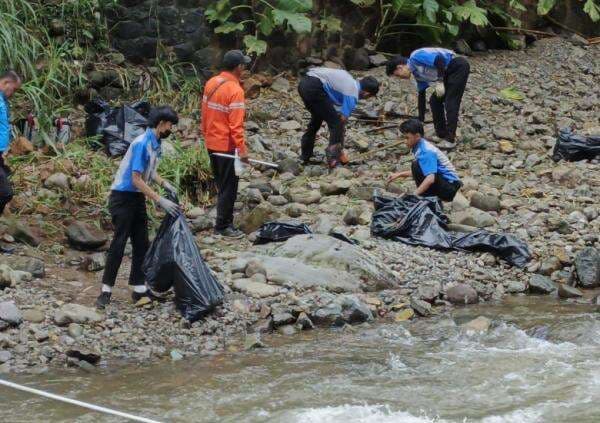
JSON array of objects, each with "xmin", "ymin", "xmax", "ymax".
[{"xmin": 105, "ymin": 0, "xmax": 218, "ymax": 70}]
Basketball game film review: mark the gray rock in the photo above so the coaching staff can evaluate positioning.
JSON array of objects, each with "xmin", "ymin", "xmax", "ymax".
[
  {"xmin": 341, "ymin": 296, "xmax": 373, "ymax": 324},
  {"xmin": 286, "ymin": 203, "xmax": 307, "ymax": 218},
  {"xmin": 539, "ymin": 257, "xmax": 562, "ymax": 276},
  {"xmin": 574, "ymin": 247, "xmax": 600, "ymax": 288},
  {"xmin": 470, "ymin": 192, "xmax": 501, "ymax": 212},
  {"xmin": 529, "ymin": 274, "xmax": 557, "ymax": 294},
  {"xmin": 445, "ymin": 284, "xmax": 478, "ymax": 305},
  {"xmin": 558, "ymin": 284, "xmax": 583, "ymax": 299},
  {"xmin": 280, "ymin": 120, "xmax": 301, "ymax": 131},
  {"xmin": 417, "ymin": 281, "xmax": 441, "ymax": 303},
  {"xmin": 44, "ymin": 172, "xmax": 70, "ymax": 190},
  {"xmin": 277, "ymin": 158, "xmax": 301, "ymax": 176},
  {"xmin": 452, "ymin": 208, "xmax": 496, "ymax": 228},
  {"xmin": 65, "ymin": 221, "xmax": 108, "ymax": 250},
  {"xmin": 54, "ymin": 304, "xmax": 103, "ymax": 326},
  {"xmin": 0, "ymin": 301, "xmax": 23, "ymax": 326},
  {"xmin": 8, "ymin": 221, "xmax": 42, "ymax": 246},
  {"xmin": 68, "ymin": 323, "xmax": 84, "ymax": 338},
  {"xmin": 22, "ymin": 309, "xmax": 45, "ymax": 323},
  {"xmin": 410, "ymin": 297, "xmax": 432, "ymax": 317},
  {"xmin": 369, "ymin": 53, "xmax": 388, "ymax": 67},
  {"xmin": 271, "ymin": 77, "xmax": 291, "ymax": 93},
  {"xmin": 273, "ymin": 312, "xmax": 295, "ymax": 327},
  {"xmin": 273, "ymin": 234, "xmax": 398, "ymax": 291},
  {"xmin": 311, "ymin": 303, "xmax": 344, "ymax": 326},
  {"xmin": 321, "ymin": 180, "xmax": 352, "ymax": 196},
  {"xmin": 83, "ymin": 253, "xmax": 106, "ymax": 272},
  {"xmin": 343, "ymin": 208, "xmax": 360, "ymax": 225},
  {"xmin": 245, "ymin": 188, "xmax": 264, "ymax": 204},
  {"xmin": 296, "ymin": 312, "xmax": 314, "ymax": 330},
  {"xmin": 0, "ymin": 350, "xmax": 12, "ymax": 364},
  {"xmin": 1, "ymin": 256, "xmax": 45, "ymax": 278},
  {"xmin": 454, "ymin": 39, "xmax": 472, "ymax": 55},
  {"xmin": 506, "ymin": 280, "xmax": 527, "ymax": 293},
  {"xmin": 238, "ymin": 202, "xmax": 282, "ymax": 234},
  {"xmin": 268, "ymin": 195, "xmax": 288, "ymax": 206},
  {"xmin": 233, "ymin": 279, "xmax": 279, "ymax": 298},
  {"xmin": 289, "ymin": 190, "xmax": 321, "ymax": 205}
]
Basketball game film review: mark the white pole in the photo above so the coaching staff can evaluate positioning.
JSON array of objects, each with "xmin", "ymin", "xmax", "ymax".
[
  {"xmin": 210, "ymin": 153, "xmax": 279, "ymax": 168},
  {"xmin": 0, "ymin": 379, "xmax": 164, "ymax": 423}
]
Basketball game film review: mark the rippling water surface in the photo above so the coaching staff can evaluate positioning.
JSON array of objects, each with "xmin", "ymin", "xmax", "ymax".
[{"xmin": 3, "ymin": 296, "xmax": 600, "ymax": 422}]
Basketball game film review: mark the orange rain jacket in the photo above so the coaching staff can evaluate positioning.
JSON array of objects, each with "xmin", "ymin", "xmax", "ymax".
[{"xmin": 200, "ymin": 71, "xmax": 247, "ymax": 155}]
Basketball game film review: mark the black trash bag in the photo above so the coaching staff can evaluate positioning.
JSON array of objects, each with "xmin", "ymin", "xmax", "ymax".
[
  {"xmin": 84, "ymin": 98, "xmax": 151, "ymax": 157},
  {"xmin": 254, "ymin": 221, "xmax": 313, "ymax": 245},
  {"xmin": 329, "ymin": 231, "xmax": 359, "ymax": 245},
  {"xmin": 144, "ymin": 211, "xmax": 224, "ymax": 322},
  {"xmin": 552, "ymin": 128, "xmax": 600, "ymax": 162},
  {"xmin": 371, "ymin": 193, "xmax": 531, "ymax": 267}
]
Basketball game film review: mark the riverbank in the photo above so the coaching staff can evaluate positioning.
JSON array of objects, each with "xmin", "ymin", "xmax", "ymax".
[{"xmin": 0, "ymin": 36, "xmax": 599, "ymax": 374}]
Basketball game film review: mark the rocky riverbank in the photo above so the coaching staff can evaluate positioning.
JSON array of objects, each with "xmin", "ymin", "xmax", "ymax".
[{"xmin": 1, "ymin": 37, "xmax": 599, "ymax": 374}]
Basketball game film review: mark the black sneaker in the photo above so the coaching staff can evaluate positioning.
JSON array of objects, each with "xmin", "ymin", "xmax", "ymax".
[
  {"xmin": 215, "ymin": 226, "xmax": 244, "ymax": 239},
  {"xmin": 95, "ymin": 292, "xmax": 111, "ymax": 309}
]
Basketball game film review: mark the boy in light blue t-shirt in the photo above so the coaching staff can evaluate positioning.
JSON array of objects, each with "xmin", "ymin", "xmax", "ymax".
[{"xmin": 387, "ymin": 119, "xmax": 462, "ymax": 202}]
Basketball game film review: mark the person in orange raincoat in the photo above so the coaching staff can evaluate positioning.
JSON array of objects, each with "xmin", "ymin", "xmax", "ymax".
[{"xmin": 201, "ymin": 50, "xmax": 251, "ymax": 238}]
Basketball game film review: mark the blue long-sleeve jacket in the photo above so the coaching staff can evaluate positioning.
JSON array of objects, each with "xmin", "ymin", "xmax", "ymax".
[
  {"xmin": 408, "ymin": 47, "xmax": 455, "ymax": 92},
  {"xmin": 0, "ymin": 92, "xmax": 11, "ymax": 153},
  {"xmin": 306, "ymin": 67, "xmax": 360, "ymax": 118}
]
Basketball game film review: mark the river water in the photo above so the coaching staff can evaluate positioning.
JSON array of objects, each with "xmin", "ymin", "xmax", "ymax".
[{"xmin": 2, "ymin": 296, "xmax": 600, "ymax": 423}]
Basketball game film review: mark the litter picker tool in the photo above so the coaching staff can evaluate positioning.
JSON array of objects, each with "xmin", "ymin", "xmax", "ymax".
[{"xmin": 210, "ymin": 152, "xmax": 279, "ymax": 169}]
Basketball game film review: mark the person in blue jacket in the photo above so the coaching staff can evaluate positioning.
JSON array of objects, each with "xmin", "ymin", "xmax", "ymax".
[
  {"xmin": 386, "ymin": 48, "xmax": 470, "ymax": 150},
  {"xmin": 298, "ymin": 67, "xmax": 380, "ymax": 168},
  {"xmin": 0, "ymin": 71, "xmax": 22, "ymax": 231}
]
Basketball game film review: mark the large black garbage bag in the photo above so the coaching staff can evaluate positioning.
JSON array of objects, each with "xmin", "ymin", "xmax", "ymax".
[
  {"xmin": 254, "ymin": 221, "xmax": 312, "ymax": 245},
  {"xmin": 371, "ymin": 193, "xmax": 531, "ymax": 267},
  {"xmin": 552, "ymin": 128, "xmax": 600, "ymax": 162},
  {"xmin": 144, "ymin": 212, "xmax": 224, "ymax": 322},
  {"xmin": 84, "ymin": 98, "xmax": 151, "ymax": 157}
]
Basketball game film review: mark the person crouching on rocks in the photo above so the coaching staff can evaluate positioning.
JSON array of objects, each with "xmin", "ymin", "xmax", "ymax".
[
  {"xmin": 96, "ymin": 106, "xmax": 181, "ymax": 309},
  {"xmin": 298, "ymin": 67, "xmax": 380, "ymax": 168},
  {"xmin": 387, "ymin": 119, "xmax": 462, "ymax": 201}
]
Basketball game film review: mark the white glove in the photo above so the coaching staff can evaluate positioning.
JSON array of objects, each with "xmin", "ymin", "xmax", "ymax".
[
  {"xmin": 163, "ymin": 180, "xmax": 177, "ymax": 197},
  {"xmin": 157, "ymin": 197, "xmax": 180, "ymax": 217},
  {"xmin": 435, "ymin": 82, "xmax": 445, "ymax": 98}
]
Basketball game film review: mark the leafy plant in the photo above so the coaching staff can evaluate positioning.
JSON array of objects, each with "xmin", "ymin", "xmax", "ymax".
[{"xmin": 205, "ymin": 0, "xmax": 314, "ymax": 56}]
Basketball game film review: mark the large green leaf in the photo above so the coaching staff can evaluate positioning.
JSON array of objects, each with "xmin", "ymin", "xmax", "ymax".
[
  {"xmin": 272, "ymin": 9, "xmax": 312, "ymax": 33},
  {"xmin": 509, "ymin": 0, "xmax": 527, "ymax": 11},
  {"xmin": 422, "ymin": 0, "xmax": 439, "ymax": 22},
  {"xmin": 499, "ymin": 87, "xmax": 525, "ymax": 101},
  {"xmin": 276, "ymin": 0, "xmax": 313, "ymax": 12},
  {"xmin": 451, "ymin": 0, "xmax": 489, "ymax": 26},
  {"xmin": 215, "ymin": 22, "xmax": 245, "ymax": 34},
  {"xmin": 584, "ymin": 0, "xmax": 600, "ymax": 21},
  {"xmin": 258, "ymin": 11, "xmax": 276, "ymax": 36},
  {"xmin": 243, "ymin": 35, "xmax": 267, "ymax": 56},
  {"xmin": 536, "ymin": 0, "xmax": 556, "ymax": 15},
  {"xmin": 445, "ymin": 23, "xmax": 459, "ymax": 36},
  {"xmin": 205, "ymin": 0, "xmax": 231, "ymax": 24},
  {"xmin": 319, "ymin": 15, "xmax": 342, "ymax": 33}
]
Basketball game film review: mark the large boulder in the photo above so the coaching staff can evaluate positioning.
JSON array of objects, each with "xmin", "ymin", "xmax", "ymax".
[
  {"xmin": 65, "ymin": 221, "xmax": 108, "ymax": 251},
  {"xmin": 7, "ymin": 221, "xmax": 42, "ymax": 246},
  {"xmin": 273, "ymin": 235, "xmax": 398, "ymax": 291},
  {"xmin": 574, "ymin": 247, "xmax": 600, "ymax": 289},
  {"xmin": 248, "ymin": 256, "xmax": 361, "ymax": 293},
  {"xmin": 529, "ymin": 274, "xmax": 557, "ymax": 295},
  {"xmin": 237, "ymin": 202, "xmax": 282, "ymax": 234}
]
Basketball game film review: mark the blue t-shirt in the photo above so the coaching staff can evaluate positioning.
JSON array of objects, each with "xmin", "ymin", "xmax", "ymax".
[
  {"xmin": 413, "ymin": 138, "xmax": 460, "ymax": 183},
  {"xmin": 0, "ymin": 92, "xmax": 11, "ymax": 153},
  {"xmin": 408, "ymin": 48, "xmax": 455, "ymax": 92},
  {"xmin": 111, "ymin": 128, "xmax": 162, "ymax": 192},
  {"xmin": 306, "ymin": 67, "xmax": 360, "ymax": 118}
]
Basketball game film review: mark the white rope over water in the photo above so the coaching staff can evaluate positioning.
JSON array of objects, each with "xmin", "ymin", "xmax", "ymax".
[{"xmin": 0, "ymin": 378, "xmax": 164, "ymax": 423}]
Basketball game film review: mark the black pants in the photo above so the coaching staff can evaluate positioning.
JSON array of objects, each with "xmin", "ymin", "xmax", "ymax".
[
  {"xmin": 298, "ymin": 76, "xmax": 344, "ymax": 161},
  {"xmin": 430, "ymin": 57, "xmax": 470, "ymax": 142},
  {"xmin": 101, "ymin": 191, "xmax": 149, "ymax": 287},
  {"xmin": 412, "ymin": 160, "xmax": 461, "ymax": 202},
  {"xmin": 0, "ymin": 155, "xmax": 13, "ymax": 216},
  {"xmin": 209, "ymin": 152, "xmax": 239, "ymax": 231}
]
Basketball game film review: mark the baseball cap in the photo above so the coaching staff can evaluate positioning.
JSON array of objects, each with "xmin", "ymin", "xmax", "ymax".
[{"xmin": 222, "ymin": 50, "xmax": 252, "ymax": 69}]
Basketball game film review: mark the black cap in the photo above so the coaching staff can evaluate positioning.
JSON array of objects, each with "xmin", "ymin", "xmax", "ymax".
[{"xmin": 222, "ymin": 50, "xmax": 251, "ymax": 70}]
